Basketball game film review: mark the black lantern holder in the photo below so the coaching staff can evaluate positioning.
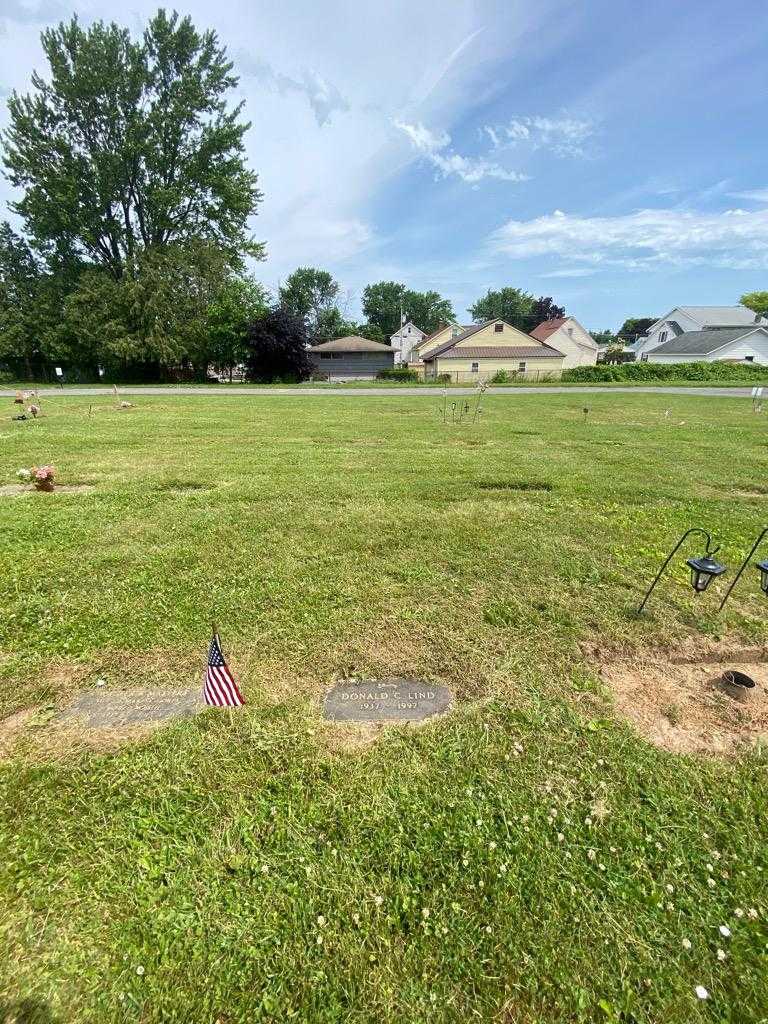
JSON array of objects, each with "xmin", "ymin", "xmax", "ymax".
[
  {"xmin": 638, "ymin": 527, "xmax": 726, "ymax": 614},
  {"xmin": 718, "ymin": 525, "xmax": 768, "ymax": 611}
]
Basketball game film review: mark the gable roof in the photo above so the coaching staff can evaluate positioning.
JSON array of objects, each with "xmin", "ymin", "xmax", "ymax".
[
  {"xmin": 389, "ymin": 320, "xmax": 424, "ymax": 338},
  {"xmin": 530, "ymin": 317, "xmax": 568, "ymax": 341},
  {"xmin": 310, "ymin": 335, "xmax": 394, "ymax": 353},
  {"xmin": 435, "ymin": 344, "xmax": 564, "ymax": 361},
  {"xmin": 650, "ymin": 326, "xmax": 768, "ymax": 356},
  {"xmin": 649, "ymin": 306, "xmax": 763, "ymax": 334},
  {"xmin": 413, "ymin": 322, "xmax": 474, "ymax": 350},
  {"xmin": 424, "ymin": 322, "xmax": 491, "ymax": 359}
]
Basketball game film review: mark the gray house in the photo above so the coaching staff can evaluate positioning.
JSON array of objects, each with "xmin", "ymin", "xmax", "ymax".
[{"xmin": 309, "ymin": 336, "xmax": 394, "ymax": 381}]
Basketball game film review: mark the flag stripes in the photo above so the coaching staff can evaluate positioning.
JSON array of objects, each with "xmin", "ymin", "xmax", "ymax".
[{"xmin": 203, "ymin": 633, "xmax": 244, "ymax": 707}]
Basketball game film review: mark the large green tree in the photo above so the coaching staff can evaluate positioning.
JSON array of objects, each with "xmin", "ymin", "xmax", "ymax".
[
  {"xmin": 207, "ymin": 276, "xmax": 270, "ymax": 379},
  {"xmin": 62, "ymin": 241, "xmax": 233, "ymax": 376},
  {"xmin": 618, "ymin": 317, "xmax": 655, "ymax": 340},
  {"xmin": 245, "ymin": 307, "xmax": 312, "ymax": 383},
  {"xmin": 278, "ymin": 267, "xmax": 340, "ymax": 343},
  {"xmin": 740, "ymin": 292, "xmax": 768, "ymax": 319},
  {"xmin": 3, "ymin": 10, "xmax": 263, "ymax": 278},
  {"xmin": 362, "ymin": 281, "xmax": 454, "ymax": 337},
  {"xmin": 0, "ymin": 222, "xmax": 39, "ymax": 372},
  {"xmin": 468, "ymin": 287, "xmax": 535, "ymax": 331}
]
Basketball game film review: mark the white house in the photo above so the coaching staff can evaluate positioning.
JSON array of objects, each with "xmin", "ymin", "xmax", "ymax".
[
  {"xmin": 529, "ymin": 317, "xmax": 598, "ymax": 368},
  {"xmin": 389, "ymin": 321, "xmax": 425, "ymax": 364},
  {"xmin": 634, "ymin": 306, "xmax": 766, "ymax": 361},
  {"xmin": 646, "ymin": 326, "xmax": 768, "ymax": 365}
]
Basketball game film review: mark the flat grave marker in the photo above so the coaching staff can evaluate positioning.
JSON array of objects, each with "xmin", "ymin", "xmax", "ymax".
[{"xmin": 323, "ymin": 677, "xmax": 453, "ymax": 723}]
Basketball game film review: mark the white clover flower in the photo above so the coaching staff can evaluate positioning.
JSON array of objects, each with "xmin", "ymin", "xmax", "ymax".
[
  {"xmin": 489, "ymin": 841, "xmax": 497, "ymax": 850},
  {"xmin": 587, "ymin": 848, "xmax": 597, "ymax": 861},
  {"xmin": 421, "ymin": 908, "xmax": 430, "ymax": 919},
  {"xmin": 706, "ymin": 863, "xmax": 714, "ymax": 872},
  {"xmin": 585, "ymin": 817, "xmax": 593, "ymax": 826},
  {"xmin": 260, "ymin": 864, "xmax": 269, "ymax": 874},
  {"xmin": 374, "ymin": 895, "xmax": 383, "ymax": 906},
  {"xmin": 317, "ymin": 915, "xmax": 326, "ymax": 928},
  {"xmin": 734, "ymin": 908, "xmax": 744, "ymax": 918},
  {"xmin": 682, "ymin": 938, "xmax": 692, "ymax": 950},
  {"xmin": 316, "ymin": 935, "xmax": 323, "ymax": 945},
  {"xmin": 665, "ymin": 884, "xmax": 674, "ymax": 894},
  {"xmin": 718, "ymin": 925, "xmax": 731, "ymax": 938},
  {"xmin": 599, "ymin": 864, "xmax": 606, "ymax": 872},
  {"xmin": 748, "ymin": 908, "xmax": 758, "ymax": 920},
  {"xmin": 717, "ymin": 948, "xmax": 726, "ymax": 961},
  {"xmin": 665, "ymin": 902, "xmax": 674, "ymax": 911},
  {"xmin": 695, "ymin": 985, "xmax": 709, "ymax": 1000},
  {"xmin": 485, "ymin": 925, "xmax": 492, "ymax": 934},
  {"xmin": 707, "ymin": 877, "xmax": 716, "ymax": 888},
  {"xmin": 352, "ymin": 913, "xmax": 360, "ymax": 925},
  {"xmin": 136, "ymin": 966, "xmax": 145, "ymax": 976},
  {"xmin": 712, "ymin": 851, "xmax": 721, "ymax": 861},
  {"xmin": 557, "ymin": 833, "xmax": 565, "ymax": 843}
]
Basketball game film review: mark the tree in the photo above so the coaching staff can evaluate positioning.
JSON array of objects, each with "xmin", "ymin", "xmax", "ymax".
[
  {"xmin": 279, "ymin": 267, "xmax": 339, "ymax": 342},
  {"xmin": 0, "ymin": 222, "xmax": 39, "ymax": 373},
  {"xmin": 207, "ymin": 276, "xmax": 270, "ymax": 379},
  {"xmin": 3, "ymin": 10, "xmax": 263, "ymax": 279},
  {"xmin": 618, "ymin": 317, "xmax": 655, "ymax": 341},
  {"xmin": 529, "ymin": 296, "xmax": 565, "ymax": 329},
  {"xmin": 362, "ymin": 281, "xmax": 455, "ymax": 337},
  {"xmin": 740, "ymin": 292, "xmax": 768, "ymax": 318},
  {"xmin": 244, "ymin": 307, "xmax": 312, "ymax": 382},
  {"xmin": 591, "ymin": 329, "xmax": 618, "ymax": 347},
  {"xmin": 403, "ymin": 290, "xmax": 455, "ymax": 335},
  {"xmin": 62, "ymin": 240, "xmax": 233, "ymax": 377},
  {"xmin": 468, "ymin": 287, "xmax": 535, "ymax": 331}
]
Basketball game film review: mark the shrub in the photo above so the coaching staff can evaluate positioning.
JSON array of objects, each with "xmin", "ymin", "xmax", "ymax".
[
  {"xmin": 376, "ymin": 367, "xmax": 418, "ymax": 382},
  {"xmin": 309, "ymin": 370, "xmax": 329, "ymax": 382},
  {"xmin": 436, "ymin": 373, "xmax": 452, "ymax": 384},
  {"xmin": 562, "ymin": 361, "xmax": 768, "ymax": 384},
  {"xmin": 490, "ymin": 370, "xmax": 515, "ymax": 384}
]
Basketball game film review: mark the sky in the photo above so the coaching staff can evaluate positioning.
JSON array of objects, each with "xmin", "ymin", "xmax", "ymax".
[{"xmin": 1, "ymin": 0, "xmax": 768, "ymax": 331}]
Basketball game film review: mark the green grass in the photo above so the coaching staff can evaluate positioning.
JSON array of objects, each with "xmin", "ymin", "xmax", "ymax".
[{"xmin": 1, "ymin": 393, "xmax": 767, "ymax": 1023}]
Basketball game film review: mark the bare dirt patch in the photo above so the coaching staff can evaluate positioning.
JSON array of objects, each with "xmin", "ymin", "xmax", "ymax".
[
  {"xmin": 600, "ymin": 645, "xmax": 768, "ymax": 755},
  {"xmin": 0, "ymin": 686, "xmax": 202, "ymax": 760},
  {"xmin": 0, "ymin": 484, "xmax": 94, "ymax": 497}
]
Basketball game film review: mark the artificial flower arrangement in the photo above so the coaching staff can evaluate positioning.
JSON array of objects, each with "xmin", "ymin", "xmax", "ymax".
[{"xmin": 17, "ymin": 465, "xmax": 56, "ymax": 491}]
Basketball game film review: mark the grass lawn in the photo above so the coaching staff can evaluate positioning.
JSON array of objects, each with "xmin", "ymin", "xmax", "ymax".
[{"xmin": 0, "ymin": 392, "xmax": 767, "ymax": 1023}]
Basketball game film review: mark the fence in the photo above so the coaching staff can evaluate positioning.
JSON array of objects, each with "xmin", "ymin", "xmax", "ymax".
[{"xmin": 430, "ymin": 369, "xmax": 564, "ymax": 384}]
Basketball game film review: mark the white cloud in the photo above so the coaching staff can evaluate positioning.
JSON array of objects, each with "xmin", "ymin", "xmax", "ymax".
[
  {"xmin": 238, "ymin": 54, "xmax": 349, "ymax": 127},
  {"xmin": 483, "ymin": 115, "xmax": 597, "ymax": 158},
  {"xmin": 728, "ymin": 187, "xmax": 768, "ymax": 204},
  {"xmin": 540, "ymin": 267, "xmax": 598, "ymax": 278},
  {"xmin": 488, "ymin": 206, "xmax": 768, "ymax": 270},
  {"xmin": 395, "ymin": 120, "xmax": 527, "ymax": 184}
]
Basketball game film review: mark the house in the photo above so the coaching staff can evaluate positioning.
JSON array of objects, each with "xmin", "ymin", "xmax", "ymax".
[
  {"xmin": 309, "ymin": 336, "xmax": 395, "ymax": 381},
  {"xmin": 389, "ymin": 321, "xmax": 425, "ymax": 364},
  {"xmin": 634, "ymin": 306, "xmax": 766, "ymax": 361},
  {"xmin": 421, "ymin": 319, "xmax": 565, "ymax": 382},
  {"xmin": 530, "ymin": 317, "xmax": 598, "ymax": 368},
  {"xmin": 409, "ymin": 322, "xmax": 474, "ymax": 368},
  {"xmin": 645, "ymin": 325, "xmax": 768, "ymax": 365}
]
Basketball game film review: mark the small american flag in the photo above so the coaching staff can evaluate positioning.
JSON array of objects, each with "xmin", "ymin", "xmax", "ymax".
[{"xmin": 203, "ymin": 631, "xmax": 244, "ymax": 707}]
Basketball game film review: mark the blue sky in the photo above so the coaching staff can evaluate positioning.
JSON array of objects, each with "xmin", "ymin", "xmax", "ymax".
[{"xmin": 1, "ymin": 0, "xmax": 768, "ymax": 330}]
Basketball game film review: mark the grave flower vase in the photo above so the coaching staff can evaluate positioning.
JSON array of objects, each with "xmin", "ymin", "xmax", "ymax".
[{"xmin": 35, "ymin": 478, "xmax": 54, "ymax": 492}]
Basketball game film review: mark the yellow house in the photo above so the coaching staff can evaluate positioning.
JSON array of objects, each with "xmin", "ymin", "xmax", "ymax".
[{"xmin": 421, "ymin": 319, "xmax": 565, "ymax": 382}]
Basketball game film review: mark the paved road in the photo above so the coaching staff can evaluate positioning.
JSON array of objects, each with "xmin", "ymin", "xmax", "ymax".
[{"xmin": 1, "ymin": 385, "xmax": 757, "ymax": 399}]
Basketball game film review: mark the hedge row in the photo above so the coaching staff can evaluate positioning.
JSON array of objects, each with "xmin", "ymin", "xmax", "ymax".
[{"xmin": 562, "ymin": 361, "xmax": 768, "ymax": 383}]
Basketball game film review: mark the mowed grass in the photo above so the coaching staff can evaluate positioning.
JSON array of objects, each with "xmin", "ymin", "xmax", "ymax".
[{"xmin": 0, "ymin": 393, "xmax": 767, "ymax": 1024}]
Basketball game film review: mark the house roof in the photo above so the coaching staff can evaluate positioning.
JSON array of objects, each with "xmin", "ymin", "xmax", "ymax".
[
  {"xmin": 650, "ymin": 326, "xmax": 768, "ymax": 356},
  {"xmin": 424, "ymin": 322, "xmax": 494, "ymax": 359},
  {"xmin": 680, "ymin": 305, "xmax": 763, "ymax": 327},
  {"xmin": 429, "ymin": 344, "xmax": 564, "ymax": 361},
  {"xmin": 413, "ymin": 322, "xmax": 474, "ymax": 349},
  {"xmin": 309, "ymin": 335, "xmax": 394, "ymax": 353},
  {"xmin": 530, "ymin": 317, "xmax": 568, "ymax": 341},
  {"xmin": 389, "ymin": 321, "xmax": 424, "ymax": 338}
]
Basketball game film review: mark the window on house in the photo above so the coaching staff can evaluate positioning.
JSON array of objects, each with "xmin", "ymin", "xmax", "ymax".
[
  {"xmin": 518, "ymin": 361, "xmax": 527, "ymax": 372},
  {"xmin": 745, "ymin": 355, "xmax": 755, "ymax": 362},
  {"xmin": 471, "ymin": 362, "xmax": 479, "ymax": 372},
  {"xmin": 320, "ymin": 353, "xmax": 331, "ymax": 360},
  {"xmin": 494, "ymin": 323, "xmax": 503, "ymax": 333},
  {"xmin": 640, "ymin": 354, "xmax": 648, "ymax": 362},
  {"xmin": 407, "ymin": 327, "xmax": 411, "ymax": 333},
  {"xmin": 567, "ymin": 327, "xmax": 573, "ymax": 338},
  {"xmin": 659, "ymin": 331, "xmax": 668, "ymax": 344}
]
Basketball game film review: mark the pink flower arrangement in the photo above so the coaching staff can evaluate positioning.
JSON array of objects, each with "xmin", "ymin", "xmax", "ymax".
[{"xmin": 31, "ymin": 465, "xmax": 55, "ymax": 491}]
